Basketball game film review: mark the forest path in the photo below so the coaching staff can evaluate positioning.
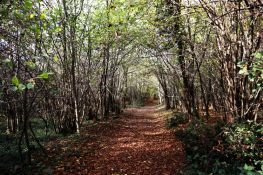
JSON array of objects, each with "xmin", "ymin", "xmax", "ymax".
[{"xmin": 41, "ymin": 106, "xmax": 185, "ymax": 175}]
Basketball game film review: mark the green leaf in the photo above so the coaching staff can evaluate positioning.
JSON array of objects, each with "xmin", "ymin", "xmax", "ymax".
[
  {"xmin": 38, "ymin": 72, "xmax": 49, "ymax": 79},
  {"xmin": 253, "ymin": 51, "xmax": 263, "ymax": 59},
  {"xmin": 252, "ymin": 66, "xmax": 263, "ymax": 73},
  {"xmin": 53, "ymin": 56, "xmax": 59, "ymax": 62},
  {"xmin": 25, "ymin": 61, "xmax": 36, "ymax": 69},
  {"xmin": 244, "ymin": 164, "xmax": 254, "ymax": 171},
  {"xmin": 0, "ymin": 8, "xmax": 8, "ymax": 18},
  {"xmin": 11, "ymin": 86, "xmax": 18, "ymax": 92},
  {"xmin": 38, "ymin": 72, "xmax": 53, "ymax": 79},
  {"xmin": 24, "ymin": 0, "xmax": 33, "ymax": 9},
  {"xmin": 18, "ymin": 84, "xmax": 26, "ymax": 91},
  {"xmin": 29, "ymin": 14, "xmax": 35, "ymax": 19},
  {"xmin": 3, "ymin": 58, "xmax": 11, "ymax": 63},
  {"xmin": 54, "ymin": 27, "xmax": 62, "ymax": 33},
  {"xmin": 40, "ymin": 13, "xmax": 46, "ymax": 20},
  {"xmin": 3, "ymin": 59, "xmax": 13, "ymax": 68},
  {"xmin": 12, "ymin": 76, "xmax": 20, "ymax": 87},
  {"xmin": 26, "ymin": 83, "xmax": 34, "ymax": 89},
  {"xmin": 14, "ymin": 10, "xmax": 23, "ymax": 19}
]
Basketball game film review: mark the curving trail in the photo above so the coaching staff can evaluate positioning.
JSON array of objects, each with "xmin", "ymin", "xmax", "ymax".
[{"xmin": 42, "ymin": 106, "xmax": 185, "ymax": 175}]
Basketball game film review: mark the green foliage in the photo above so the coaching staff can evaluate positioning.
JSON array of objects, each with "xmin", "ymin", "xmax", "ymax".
[
  {"xmin": 253, "ymin": 51, "xmax": 263, "ymax": 59},
  {"xmin": 223, "ymin": 122, "xmax": 263, "ymax": 174},
  {"xmin": 177, "ymin": 120, "xmax": 263, "ymax": 175},
  {"xmin": 0, "ymin": 116, "xmax": 61, "ymax": 174},
  {"xmin": 239, "ymin": 163, "xmax": 263, "ymax": 175},
  {"xmin": 176, "ymin": 120, "xmax": 222, "ymax": 174},
  {"xmin": 11, "ymin": 76, "xmax": 20, "ymax": 87},
  {"xmin": 37, "ymin": 72, "xmax": 53, "ymax": 80},
  {"xmin": 223, "ymin": 122, "xmax": 261, "ymax": 159},
  {"xmin": 24, "ymin": 0, "xmax": 33, "ymax": 10},
  {"xmin": 176, "ymin": 120, "xmax": 215, "ymax": 155},
  {"xmin": 40, "ymin": 13, "xmax": 46, "ymax": 20},
  {"xmin": 11, "ymin": 76, "xmax": 35, "ymax": 91},
  {"xmin": 26, "ymin": 83, "xmax": 34, "ymax": 89},
  {"xmin": 167, "ymin": 112, "xmax": 188, "ymax": 128},
  {"xmin": 25, "ymin": 61, "xmax": 36, "ymax": 70},
  {"xmin": 130, "ymin": 98, "xmax": 145, "ymax": 107},
  {"xmin": 238, "ymin": 51, "xmax": 263, "ymax": 86},
  {"xmin": 18, "ymin": 84, "xmax": 26, "ymax": 91},
  {"xmin": 2, "ymin": 59, "xmax": 13, "ymax": 68}
]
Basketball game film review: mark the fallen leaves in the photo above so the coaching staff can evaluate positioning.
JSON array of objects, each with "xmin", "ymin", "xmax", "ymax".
[{"xmin": 34, "ymin": 106, "xmax": 185, "ymax": 174}]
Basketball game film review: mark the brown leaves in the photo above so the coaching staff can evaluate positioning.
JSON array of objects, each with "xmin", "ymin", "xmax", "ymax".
[{"xmin": 35, "ymin": 107, "xmax": 185, "ymax": 175}]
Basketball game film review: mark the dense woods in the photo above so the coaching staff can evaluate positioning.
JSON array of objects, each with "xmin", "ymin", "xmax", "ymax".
[{"xmin": 0, "ymin": 0, "xmax": 262, "ymax": 174}]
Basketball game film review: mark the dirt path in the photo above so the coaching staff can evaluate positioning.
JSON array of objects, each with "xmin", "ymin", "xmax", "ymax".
[{"xmin": 41, "ymin": 106, "xmax": 185, "ymax": 175}]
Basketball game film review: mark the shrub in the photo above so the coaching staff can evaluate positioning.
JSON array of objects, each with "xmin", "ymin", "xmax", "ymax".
[
  {"xmin": 167, "ymin": 112, "xmax": 189, "ymax": 128},
  {"xmin": 223, "ymin": 122, "xmax": 263, "ymax": 174},
  {"xmin": 177, "ymin": 120, "xmax": 263, "ymax": 175}
]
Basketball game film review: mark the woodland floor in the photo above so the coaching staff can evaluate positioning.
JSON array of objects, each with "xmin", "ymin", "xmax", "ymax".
[{"xmin": 32, "ymin": 105, "xmax": 185, "ymax": 175}]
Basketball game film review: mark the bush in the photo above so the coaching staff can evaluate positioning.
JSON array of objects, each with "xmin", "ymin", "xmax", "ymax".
[
  {"xmin": 176, "ymin": 119, "xmax": 215, "ymax": 153},
  {"xmin": 176, "ymin": 120, "xmax": 220, "ymax": 174},
  {"xmin": 130, "ymin": 99, "xmax": 145, "ymax": 107},
  {"xmin": 223, "ymin": 122, "xmax": 263, "ymax": 174},
  {"xmin": 167, "ymin": 112, "xmax": 189, "ymax": 128},
  {"xmin": 176, "ymin": 120, "xmax": 263, "ymax": 175}
]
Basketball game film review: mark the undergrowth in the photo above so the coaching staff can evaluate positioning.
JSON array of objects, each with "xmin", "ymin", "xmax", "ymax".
[
  {"xmin": 0, "ymin": 117, "xmax": 62, "ymax": 174},
  {"xmin": 175, "ymin": 119, "xmax": 263, "ymax": 175}
]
